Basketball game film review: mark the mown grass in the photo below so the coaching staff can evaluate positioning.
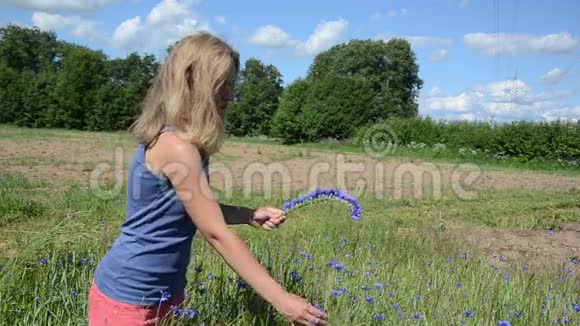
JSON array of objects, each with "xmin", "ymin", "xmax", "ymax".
[
  {"xmin": 2, "ymin": 124, "xmax": 580, "ymax": 176},
  {"xmin": 1, "ymin": 172, "xmax": 578, "ymax": 325}
]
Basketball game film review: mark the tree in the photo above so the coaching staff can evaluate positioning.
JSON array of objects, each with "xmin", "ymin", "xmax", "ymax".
[
  {"xmin": 271, "ymin": 79, "xmax": 311, "ymax": 143},
  {"xmin": 307, "ymin": 38, "xmax": 423, "ymax": 120},
  {"xmin": 0, "ymin": 25, "xmax": 59, "ymax": 73},
  {"xmin": 226, "ymin": 58, "xmax": 284, "ymax": 136},
  {"xmin": 49, "ymin": 44, "xmax": 107, "ymax": 129},
  {"xmin": 301, "ymin": 76, "xmax": 377, "ymax": 141},
  {"xmin": 0, "ymin": 64, "xmax": 20, "ymax": 123}
]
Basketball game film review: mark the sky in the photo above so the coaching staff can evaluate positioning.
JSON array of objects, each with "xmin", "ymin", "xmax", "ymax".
[{"xmin": 0, "ymin": 0, "xmax": 579, "ymax": 122}]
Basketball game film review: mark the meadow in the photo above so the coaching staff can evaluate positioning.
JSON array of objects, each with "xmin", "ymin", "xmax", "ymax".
[{"xmin": 0, "ymin": 125, "xmax": 579, "ymax": 325}]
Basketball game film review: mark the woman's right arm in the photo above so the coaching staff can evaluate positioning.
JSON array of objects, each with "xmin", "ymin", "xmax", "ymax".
[{"xmin": 151, "ymin": 134, "xmax": 327, "ymax": 325}]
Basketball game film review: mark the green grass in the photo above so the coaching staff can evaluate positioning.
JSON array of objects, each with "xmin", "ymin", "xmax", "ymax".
[{"xmin": 1, "ymin": 173, "xmax": 578, "ymax": 325}]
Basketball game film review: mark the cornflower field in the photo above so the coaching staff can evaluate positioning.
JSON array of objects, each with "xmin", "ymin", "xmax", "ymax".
[{"xmin": 1, "ymin": 126, "xmax": 579, "ymax": 325}]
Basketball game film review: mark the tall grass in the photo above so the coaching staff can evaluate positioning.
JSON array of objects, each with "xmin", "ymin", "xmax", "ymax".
[{"xmin": 1, "ymin": 174, "xmax": 578, "ymax": 325}]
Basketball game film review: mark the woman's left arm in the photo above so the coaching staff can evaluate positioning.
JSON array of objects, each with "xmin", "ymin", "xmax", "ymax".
[{"xmin": 220, "ymin": 204, "xmax": 286, "ymax": 230}]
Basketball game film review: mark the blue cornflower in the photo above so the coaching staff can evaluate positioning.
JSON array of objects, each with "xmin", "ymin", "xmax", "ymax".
[
  {"xmin": 172, "ymin": 307, "xmax": 184, "ymax": 317},
  {"xmin": 78, "ymin": 259, "xmax": 86, "ymax": 266},
  {"xmin": 290, "ymin": 271, "xmax": 303, "ymax": 283},
  {"xmin": 412, "ymin": 312, "xmax": 423, "ymax": 319},
  {"xmin": 366, "ymin": 296, "xmax": 374, "ymax": 303},
  {"xmin": 456, "ymin": 282, "xmax": 463, "ymax": 288},
  {"xmin": 447, "ymin": 257, "xmax": 453, "ymax": 263},
  {"xmin": 522, "ymin": 265, "xmax": 528, "ymax": 271},
  {"xmin": 572, "ymin": 259, "xmax": 579, "ymax": 265},
  {"xmin": 293, "ymin": 259, "xmax": 303, "ymax": 264},
  {"xmin": 389, "ymin": 292, "xmax": 396, "ymax": 297},
  {"xmin": 414, "ymin": 295, "xmax": 424, "ymax": 301},
  {"xmin": 184, "ymin": 309, "xmax": 199, "ymax": 319},
  {"xmin": 236, "ymin": 279, "xmax": 249, "ymax": 290},
  {"xmin": 491, "ymin": 265, "xmax": 500, "ymax": 270},
  {"xmin": 372, "ymin": 313, "xmax": 385, "ymax": 321},
  {"xmin": 464, "ymin": 311, "xmax": 476, "ymax": 318},
  {"xmin": 375, "ymin": 283, "xmax": 384, "ymax": 290},
  {"xmin": 331, "ymin": 289, "xmax": 342, "ymax": 297},
  {"xmin": 503, "ymin": 274, "xmax": 512, "ymax": 282},
  {"xmin": 361, "ymin": 285, "xmax": 371, "ymax": 291},
  {"xmin": 71, "ymin": 290, "xmax": 78, "ymax": 296},
  {"xmin": 160, "ymin": 290, "xmax": 171, "ymax": 303},
  {"xmin": 548, "ymin": 230, "xmax": 555, "ymax": 235},
  {"xmin": 450, "ymin": 269, "xmax": 456, "ymax": 274},
  {"xmin": 282, "ymin": 188, "xmax": 362, "ymax": 220},
  {"xmin": 572, "ymin": 303, "xmax": 579, "ymax": 312},
  {"xmin": 208, "ymin": 272, "xmax": 216, "ymax": 279},
  {"xmin": 461, "ymin": 253, "xmax": 468, "ymax": 260},
  {"xmin": 326, "ymin": 260, "xmax": 346, "ymax": 271},
  {"xmin": 509, "ymin": 311, "xmax": 522, "ymax": 319},
  {"xmin": 299, "ymin": 252, "xmax": 312, "ymax": 260},
  {"xmin": 391, "ymin": 304, "xmax": 402, "ymax": 311},
  {"xmin": 557, "ymin": 275, "xmax": 565, "ymax": 282},
  {"xmin": 499, "ymin": 321, "xmax": 511, "ymax": 326},
  {"xmin": 40, "ymin": 258, "xmax": 48, "ymax": 266},
  {"xmin": 195, "ymin": 266, "xmax": 203, "ymax": 273}
]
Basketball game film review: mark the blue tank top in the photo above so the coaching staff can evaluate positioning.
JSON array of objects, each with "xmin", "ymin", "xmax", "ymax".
[{"xmin": 94, "ymin": 128, "xmax": 209, "ymax": 306}]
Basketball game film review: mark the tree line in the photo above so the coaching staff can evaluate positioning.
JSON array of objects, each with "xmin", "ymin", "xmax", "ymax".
[{"xmin": 0, "ymin": 25, "xmax": 423, "ymax": 141}]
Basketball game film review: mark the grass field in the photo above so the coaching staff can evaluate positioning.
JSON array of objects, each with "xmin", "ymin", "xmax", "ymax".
[{"xmin": 0, "ymin": 125, "xmax": 579, "ymax": 325}]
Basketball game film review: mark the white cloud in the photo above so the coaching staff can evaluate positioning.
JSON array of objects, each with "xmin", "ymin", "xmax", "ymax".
[
  {"xmin": 430, "ymin": 49, "xmax": 449, "ymax": 62},
  {"xmin": 379, "ymin": 34, "xmax": 453, "ymax": 48},
  {"xmin": 542, "ymin": 106, "xmax": 580, "ymax": 122},
  {"xmin": 370, "ymin": 13, "xmax": 381, "ymax": 22},
  {"xmin": 464, "ymin": 32, "xmax": 578, "ymax": 56},
  {"xmin": 0, "ymin": 0, "xmax": 114, "ymax": 12},
  {"xmin": 111, "ymin": 0, "xmax": 210, "ymax": 52},
  {"xmin": 541, "ymin": 68, "xmax": 565, "ymax": 85},
  {"xmin": 112, "ymin": 16, "xmax": 143, "ymax": 48},
  {"xmin": 249, "ymin": 25, "xmax": 292, "ymax": 48},
  {"xmin": 300, "ymin": 19, "xmax": 348, "ymax": 55},
  {"xmin": 249, "ymin": 19, "xmax": 348, "ymax": 56},
  {"xmin": 387, "ymin": 10, "xmax": 398, "ymax": 17},
  {"xmin": 459, "ymin": 113, "xmax": 476, "ymax": 121},
  {"xmin": 427, "ymin": 92, "xmax": 477, "ymax": 112},
  {"xmin": 214, "ymin": 15, "xmax": 226, "ymax": 25},
  {"xmin": 32, "ymin": 12, "xmax": 101, "ymax": 40},
  {"xmin": 423, "ymin": 78, "xmax": 579, "ymax": 121},
  {"xmin": 429, "ymin": 86, "xmax": 443, "ymax": 97}
]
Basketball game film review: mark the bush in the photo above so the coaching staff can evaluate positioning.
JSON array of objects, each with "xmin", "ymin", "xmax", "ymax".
[{"xmin": 356, "ymin": 117, "xmax": 580, "ymax": 161}]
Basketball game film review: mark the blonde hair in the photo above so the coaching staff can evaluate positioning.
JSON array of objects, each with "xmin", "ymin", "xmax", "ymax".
[{"xmin": 131, "ymin": 32, "xmax": 239, "ymax": 159}]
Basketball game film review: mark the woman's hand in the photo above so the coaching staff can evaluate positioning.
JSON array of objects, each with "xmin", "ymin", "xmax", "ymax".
[
  {"xmin": 251, "ymin": 207, "xmax": 286, "ymax": 230},
  {"xmin": 273, "ymin": 293, "xmax": 328, "ymax": 325}
]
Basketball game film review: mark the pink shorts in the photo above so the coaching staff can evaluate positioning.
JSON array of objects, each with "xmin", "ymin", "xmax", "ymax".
[{"xmin": 88, "ymin": 281, "xmax": 184, "ymax": 326}]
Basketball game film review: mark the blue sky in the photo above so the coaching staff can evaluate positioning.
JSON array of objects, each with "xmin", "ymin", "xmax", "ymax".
[{"xmin": 1, "ymin": 0, "xmax": 579, "ymax": 122}]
